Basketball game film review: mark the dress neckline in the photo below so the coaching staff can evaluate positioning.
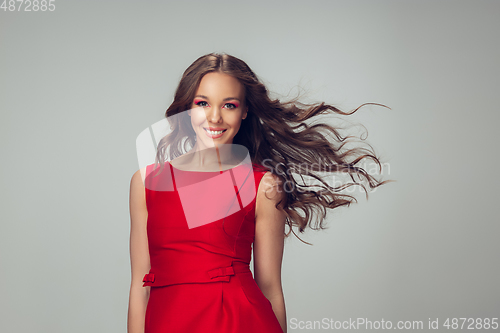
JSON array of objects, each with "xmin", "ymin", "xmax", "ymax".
[{"xmin": 168, "ymin": 161, "xmax": 247, "ymax": 173}]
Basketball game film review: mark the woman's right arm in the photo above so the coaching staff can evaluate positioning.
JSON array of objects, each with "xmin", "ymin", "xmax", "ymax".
[{"xmin": 127, "ymin": 169, "xmax": 151, "ymax": 333}]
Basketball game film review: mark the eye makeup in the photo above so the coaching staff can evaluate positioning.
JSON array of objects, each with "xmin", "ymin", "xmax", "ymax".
[
  {"xmin": 193, "ymin": 99, "xmax": 207, "ymax": 106},
  {"xmin": 193, "ymin": 99, "xmax": 240, "ymax": 109}
]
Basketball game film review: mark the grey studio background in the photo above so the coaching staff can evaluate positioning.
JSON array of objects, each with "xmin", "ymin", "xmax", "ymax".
[{"xmin": 1, "ymin": 1, "xmax": 499, "ymax": 332}]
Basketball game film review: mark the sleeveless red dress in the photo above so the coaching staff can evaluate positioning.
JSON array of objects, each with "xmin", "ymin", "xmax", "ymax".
[{"xmin": 142, "ymin": 161, "xmax": 284, "ymax": 333}]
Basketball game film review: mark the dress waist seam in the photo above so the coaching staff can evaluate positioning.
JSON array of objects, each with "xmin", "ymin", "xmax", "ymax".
[{"xmin": 142, "ymin": 260, "xmax": 251, "ymax": 288}]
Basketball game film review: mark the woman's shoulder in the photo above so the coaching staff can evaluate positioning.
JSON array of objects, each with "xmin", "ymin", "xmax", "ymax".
[
  {"xmin": 251, "ymin": 161, "xmax": 271, "ymax": 174},
  {"xmin": 251, "ymin": 162, "xmax": 283, "ymax": 191}
]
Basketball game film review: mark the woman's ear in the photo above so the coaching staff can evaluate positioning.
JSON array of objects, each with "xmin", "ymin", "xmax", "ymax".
[{"xmin": 242, "ymin": 107, "xmax": 248, "ymax": 119}]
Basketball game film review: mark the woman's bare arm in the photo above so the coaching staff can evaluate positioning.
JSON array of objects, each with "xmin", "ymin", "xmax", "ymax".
[
  {"xmin": 127, "ymin": 169, "xmax": 151, "ymax": 333},
  {"xmin": 254, "ymin": 171, "xmax": 287, "ymax": 333}
]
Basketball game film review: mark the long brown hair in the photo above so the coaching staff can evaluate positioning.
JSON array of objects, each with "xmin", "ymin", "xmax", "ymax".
[{"xmin": 155, "ymin": 53, "xmax": 394, "ymax": 244}]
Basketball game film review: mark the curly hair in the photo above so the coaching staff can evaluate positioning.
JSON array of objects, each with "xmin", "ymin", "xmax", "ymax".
[{"xmin": 155, "ymin": 53, "xmax": 394, "ymax": 244}]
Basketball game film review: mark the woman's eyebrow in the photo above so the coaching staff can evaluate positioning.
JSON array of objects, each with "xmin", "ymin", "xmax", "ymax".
[
  {"xmin": 223, "ymin": 97, "xmax": 241, "ymax": 102},
  {"xmin": 195, "ymin": 95, "xmax": 241, "ymax": 102}
]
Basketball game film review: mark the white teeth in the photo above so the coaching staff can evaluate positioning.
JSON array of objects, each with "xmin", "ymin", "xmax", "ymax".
[{"xmin": 204, "ymin": 128, "xmax": 225, "ymax": 135}]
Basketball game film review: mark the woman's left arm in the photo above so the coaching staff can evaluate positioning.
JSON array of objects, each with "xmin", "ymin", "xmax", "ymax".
[{"xmin": 254, "ymin": 171, "xmax": 288, "ymax": 333}]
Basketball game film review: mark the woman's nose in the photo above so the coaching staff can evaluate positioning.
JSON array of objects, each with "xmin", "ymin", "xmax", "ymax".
[{"xmin": 207, "ymin": 106, "xmax": 223, "ymax": 123}]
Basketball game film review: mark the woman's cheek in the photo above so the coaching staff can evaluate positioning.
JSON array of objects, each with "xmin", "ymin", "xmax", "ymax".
[{"xmin": 190, "ymin": 109, "xmax": 207, "ymax": 123}]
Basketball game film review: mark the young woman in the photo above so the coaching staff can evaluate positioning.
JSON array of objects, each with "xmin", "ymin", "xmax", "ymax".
[{"xmin": 128, "ymin": 53, "xmax": 391, "ymax": 333}]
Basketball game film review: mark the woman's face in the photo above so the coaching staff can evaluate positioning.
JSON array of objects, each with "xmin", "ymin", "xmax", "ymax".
[{"xmin": 188, "ymin": 72, "xmax": 248, "ymax": 149}]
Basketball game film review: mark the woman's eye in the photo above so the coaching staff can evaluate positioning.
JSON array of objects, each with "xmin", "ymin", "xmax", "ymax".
[
  {"xmin": 195, "ymin": 101, "xmax": 209, "ymax": 107},
  {"xmin": 224, "ymin": 103, "xmax": 237, "ymax": 109}
]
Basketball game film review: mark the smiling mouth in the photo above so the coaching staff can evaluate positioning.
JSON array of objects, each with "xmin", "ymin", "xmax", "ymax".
[{"xmin": 203, "ymin": 128, "xmax": 227, "ymax": 135}]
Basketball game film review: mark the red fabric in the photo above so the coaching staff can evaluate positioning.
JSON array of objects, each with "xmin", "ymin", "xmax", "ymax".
[{"xmin": 142, "ymin": 161, "xmax": 283, "ymax": 333}]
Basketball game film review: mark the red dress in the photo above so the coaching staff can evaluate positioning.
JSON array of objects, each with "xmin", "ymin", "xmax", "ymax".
[{"xmin": 142, "ymin": 161, "xmax": 284, "ymax": 333}]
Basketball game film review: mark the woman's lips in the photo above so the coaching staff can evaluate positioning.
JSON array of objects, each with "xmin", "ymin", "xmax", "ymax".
[{"xmin": 203, "ymin": 127, "xmax": 227, "ymax": 138}]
